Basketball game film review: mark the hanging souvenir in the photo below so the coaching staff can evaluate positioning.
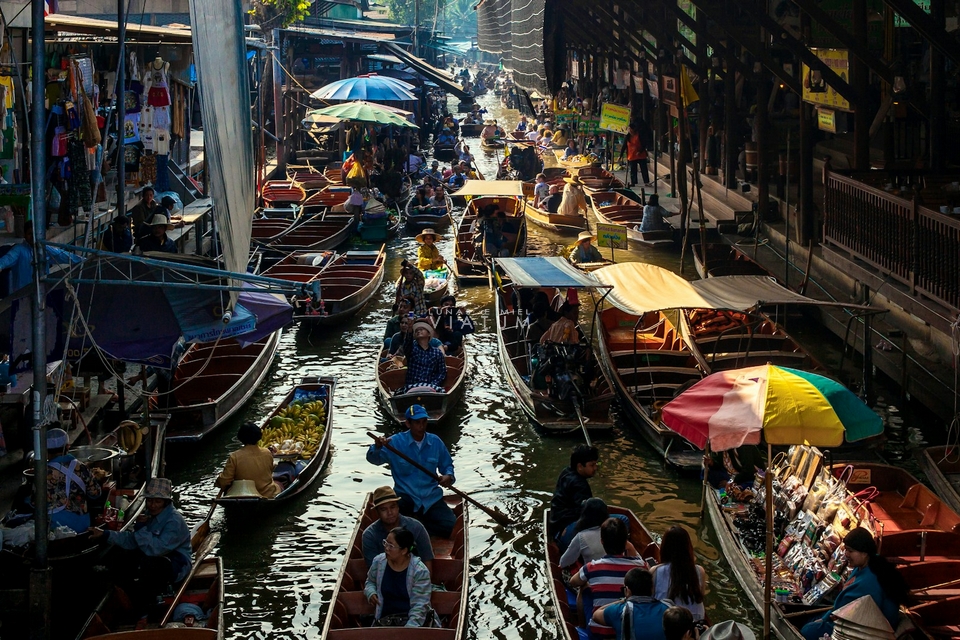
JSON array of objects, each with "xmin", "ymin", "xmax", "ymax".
[
  {"xmin": 123, "ymin": 113, "xmax": 140, "ymax": 143},
  {"xmin": 145, "ymin": 57, "xmax": 171, "ymax": 108}
]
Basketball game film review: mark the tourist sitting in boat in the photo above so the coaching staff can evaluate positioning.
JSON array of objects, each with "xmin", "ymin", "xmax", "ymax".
[
  {"xmin": 428, "ymin": 185, "xmax": 448, "ymax": 214},
  {"xmin": 540, "ymin": 297, "xmax": 582, "ymax": 345},
  {"xmin": 362, "ymin": 486, "xmax": 435, "ymax": 573},
  {"xmin": 40, "ymin": 426, "xmax": 102, "ymax": 534},
  {"xmin": 569, "ymin": 518, "xmax": 648, "ymax": 638},
  {"xmin": 516, "ymin": 115, "xmax": 529, "ymax": 131},
  {"xmin": 215, "ymin": 422, "xmax": 281, "ymax": 499},
  {"xmin": 530, "ymin": 173, "xmax": 549, "ymax": 207},
  {"xmin": 593, "ymin": 567, "xmax": 671, "ymax": 640},
  {"xmin": 559, "ymin": 175, "xmax": 588, "ymax": 218},
  {"xmin": 430, "ymin": 296, "xmax": 468, "ymax": 352},
  {"xmin": 399, "ymin": 320, "xmax": 447, "ymax": 393},
  {"xmin": 411, "ymin": 188, "xmax": 432, "ymax": 216},
  {"xmin": 447, "ymin": 165, "xmax": 466, "ymax": 189},
  {"xmin": 387, "ymin": 315, "xmax": 444, "ymax": 358},
  {"xmin": 385, "ymin": 297, "xmax": 415, "ymax": 344},
  {"xmin": 436, "ymin": 129, "xmax": 457, "ymax": 147},
  {"xmin": 405, "ymin": 151, "xmax": 425, "ymax": 175},
  {"xmin": 416, "ymin": 229, "xmax": 446, "ymax": 271},
  {"xmin": 570, "ymin": 232, "xmax": 603, "ymax": 265},
  {"xmin": 459, "ymin": 145, "xmax": 475, "ymax": 166},
  {"xmin": 397, "ymin": 259, "xmax": 428, "ymax": 317},
  {"xmin": 540, "ymin": 183, "xmax": 563, "ymax": 213},
  {"xmin": 651, "ymin": 526, "xmax": 706, "ymax": 623},
  {"xmin": 419, "ymin": 178, "xmax": 436, "ymax": 199},
  {"xmin": 462, "ymin": 112, "xmax": 478, "ymax": 125},
  {"xmin": 368, "ymin": 404, "xmax": 457, "ymax": 537},
  {"xmin": 703, "ymin": 445, "xmax": 765, "ymax": 489},
  {"xmin": 560, "ymin": 498, "xmax": 639, "ymax": 569},
  {"xmin": 525, "ymin": 127, "xmax": 541, "ymax": 143},
  {"xmin": 89, "ymin": 478, "xmax": 192, "ymax": 620},
  {"xmin": 563, "ymin": 138, "xmax": 579, "ymax": 159},
  {"xmin": 525, "ymin": 300, "xmax": 555, "ymax": 344},
  {"xmin": 426, "ymin": 160, "xmax": 443, "ymax": 185},
  {"xmin": 364, "ymin": 526, "xmax": 436, "ymax": 627},
  {"xmin": 134, "ymin": 214, "xmax": 178, "ymax": 254},
  {"xmin": 443, "ymin": 113, "xmax": 457, "ymax": 130},
  {"xmin": 550, "ymin": 444, "xmax": 599, "ymax": 548},
  {"xmin": 481, "ymin": 119, "xmax": 499, "ymax": 140},
  {"xmin": 640, "ymin": 194, "xmax": 676, "ymax": 233},
  {"xmin": 663, "ymin": 607, "xmax": 697, "ymax": 640},
  {"xmin": 538, "ymin": 131, "xmax": 555, "ymax": 151},
  {"xmin": 800, "ymin": 527, "xmax": 907, "ymax": 640},
  {"xmin": 101, "ymin": 215, "xmax": 133, "ymax": 254}
]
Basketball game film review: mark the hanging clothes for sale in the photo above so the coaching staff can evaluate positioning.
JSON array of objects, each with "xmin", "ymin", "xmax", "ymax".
[
  {"xmin": 139, "ymin": 105, "xmax": 155, "ymax": 151},
  {"xmin": 139, "ymin": 152, "xmax": 156, "ymax": 184},
  {"xmin": 144, "ymin": 57, "xmax": 171, "ymax": 107},
  {"xmin": 67, "ymin": 139, "xmax": 92, "ymax": 214}
]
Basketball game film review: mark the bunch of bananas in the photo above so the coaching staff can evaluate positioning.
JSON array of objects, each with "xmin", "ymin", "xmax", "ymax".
[{"xmin": 259, "ymin": 398, "xmax": 327, "ymax": 459}]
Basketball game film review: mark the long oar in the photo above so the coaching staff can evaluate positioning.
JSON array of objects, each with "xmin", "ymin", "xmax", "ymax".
[
  {"xmin": 160, "ymin": 529, "xmax": 221, "ymax": 627},
  {"xmin": 572, "ymin": 397, "xmax": 593, "ymax": 447},
  {"xmin": 366, "ymin": 431, "xmax": 515, "ymax": 527}
]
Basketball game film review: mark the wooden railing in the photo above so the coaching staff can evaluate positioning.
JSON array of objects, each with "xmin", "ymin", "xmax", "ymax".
[{"xmin": 823, "ymin": 169, "xmax": 960, "ymax": 314}]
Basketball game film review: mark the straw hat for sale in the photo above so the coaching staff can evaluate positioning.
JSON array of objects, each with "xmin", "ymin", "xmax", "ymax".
[
  {"xmin": 223, "ymin": 479, "xmax": 263, "ymax": 499},
  {"xmin": 830, "ymin": 596, "xmax": 895, "ymax": 640},
  {"xmin": 700, "ymin": 621, "xmax": 757, "ymax": 640},
  {"xmin": 416, "ymin": 229, "xmax": 438, "ymax": 243},
  {"xmin": 576, "ymin": 231, "xmax": 595, "ymax": 244}
]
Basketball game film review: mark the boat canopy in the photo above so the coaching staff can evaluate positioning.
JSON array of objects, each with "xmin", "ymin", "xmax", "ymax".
[
  {"xmin": 495, "ymin": 257, "xmax": 611, "ymax": 289},
  {"xmin": 593, "ymin": 262, "xmax": 835, "ymax": 315},
  {"xmin": 456, "ymin": 180, "xmax": 525, "ymax": 197}
]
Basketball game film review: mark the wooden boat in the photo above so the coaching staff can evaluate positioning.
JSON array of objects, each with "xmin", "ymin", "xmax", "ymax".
[
  {"xmin": 375, "ymin": 339, "xmax": 468, "ymax": 425},
  {"xmin": 164, "ymin": 331, "xmax": 281, "ymax": 443},
  {"xmin": 574, "ymin": 166, "xmax": 624, "ymax": 193},
  {"xmin": 433, "ymin": 140, "xmax": 460, "ymax": 162},
  {"xmin": 303, "ymin": 186, "xmax": 351, "ymax": 209},
  {"xmin": 397, "ymin": 266, "xmax": 451, "ymax": 306},
  {"xmin": 261, "ymin": 180, "xmax": 306, "ymax": 205},
  {"xmin": 544, "ymin": 505, "xmax": 660, "ymax": 640},
  {"xmin": 453, "ymin": 196, "xmax": 526, "ymax": 286},
  {"xmin": 319, "ymin": 493, "xmax": 468, "ymax": 639},
  {"xmin": 256, "ymin": 211, "xmax": 357, "ymax": 256},
  {"xmin": 404, "ymin": 192, "xmax": 454, "ymax": 229},
  {"xmin": 480, "ymin": 137, "xmax": 505, "ymax": 151},
  {"xmin": 595, "ymin": 306, "xmax": 705, "ymax": 470},
  {"xmin": 358, "ymin": 208, "xmax": 402, "ymax": 243},
  {"xmin": 324, "ymin": 164, "xmax": 344, "ymax": 185},
  {"xmin": 509, "ymin": 130, "xmax": 528, "ymax": 142},
  {"xmin": 679, "ymin": 309, "xmax": 824, "ymax": 373},
  {"xmin": 287, "ymin": 166, "xmax": 331, "ymax": 191},
  {"xmin": 77, "ymin": 524, "xmax": 224, "ymax": 639},
  {"xmin": 217, "ymin": 377, "xmax": 335, "ymax": 508},
  {"xmin": 459, "ymin": 122, "xmax": 483, "ymax": 136},
  {"xmin": 448, "ymin": 166, "xmax": 486, "ymax": 207},
  {"xmin": 521, "ymin": 198, "xmax": 586, "ymax": 234},
  {"xmin": 692, "ymin": 243, "xmax": 775, "ymax": 279},
  {"xmin": 493, "ymin": 258, "xmax": 616, "ymax": 432},
  {"xmin": 586, "ymin": 191, "xmax": 673, "ymax": 247},
  {"xmin": 917, "ymin": 446, "xmax": 960, "ymax": 515},
  {"xmin": 554, "ymin": 149, "xmax": 601, "ymax": 169}
]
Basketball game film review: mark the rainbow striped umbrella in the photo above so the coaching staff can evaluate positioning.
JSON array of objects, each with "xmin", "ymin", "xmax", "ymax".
[{"xmin": 661, "ymin": 364, "xmax": 882, "ymax": 452}]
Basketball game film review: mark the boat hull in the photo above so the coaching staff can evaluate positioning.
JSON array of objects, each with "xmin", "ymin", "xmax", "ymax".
[
  {"xmin": 376, "ymin": 344, "xmax": 468, "ymax": 425},
  {"xmin": 522, "ymin": 201, "xmax": 585, "ymax": 234},
  {"xmin": 296, "ymin": 247, "xmax": 386, "ymax": 327},
  {"xmin": 452, "ymin": 196, "xmax": 526, "ymax": 286}
]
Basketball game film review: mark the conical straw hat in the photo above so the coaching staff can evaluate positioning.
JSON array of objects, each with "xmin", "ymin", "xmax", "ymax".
[{"xmin": 831, "ymin": 596, "xmax": 894, "ymax": 639}]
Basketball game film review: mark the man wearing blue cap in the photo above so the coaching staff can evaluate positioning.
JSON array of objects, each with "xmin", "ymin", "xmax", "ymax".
[{"xmin": 367, "ymin": 404, "xmax": 456, "ymax": 537}]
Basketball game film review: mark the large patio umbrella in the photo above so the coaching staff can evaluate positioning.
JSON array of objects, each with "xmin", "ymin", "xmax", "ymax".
[
  {"xmin": 307, "ymin": 101, "xmax": 419, "ymax": 128},
  {"xmin": 310, "ymin": 74, "xmax": 416, "ymax": 102},
  {"xmin": 660, "ymin": 364, "xmax": 883, "ymax": 640}
]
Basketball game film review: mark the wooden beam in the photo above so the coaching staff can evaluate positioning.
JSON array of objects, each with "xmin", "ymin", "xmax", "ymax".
[
  {"xmin": 654, "ymin": 0, "xmax": 748, "ymax": 78},
  {"xmin": 881, "ymin": 0, "xmax": 960, "ymax": 64}
]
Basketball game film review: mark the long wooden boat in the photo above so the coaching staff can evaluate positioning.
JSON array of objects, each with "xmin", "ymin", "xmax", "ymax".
[
  {"xmin": 574, "ymin": 166, "xmax": 625, "ymax": 193},
  {"xmin": 595, "ymin": 306, "xmax": 705, "ymax": 470},
  {"xmin": 404, "ymin": 192, "xmax": 454, "ymax": 229},
  {"xmin": 544, "ymin": 506, "xmax": 660, "ymax": 640},
  {"xmin": 257, "ymin": 211, "xmax": 357, "ymax": 256},
  {"xmin": 452, "ymin": 196, "xmax": 526, "ymax": 286},
  {"xmin": 77, "ymin": 526, "xmax": 224, "ymax": 639},
  {"xmin": 303, "ymin": 186, "xmax": 351, "ymax": 209},
  {"xmin": 459, "ymin": 122, "xmax": 483, "ymax": 136},
  {"xmin": 679, "ymin": 309, "xmax": 824, "ymax": 373},
  {"xmin": 261, "ymin": 180, "xmax": 306, "ymax": 205},
  {"xmin": 692, "ymin": 243, "xmax": 775, "ymax": 279},
  {"xmin": 480, "ymin": 137, "xmax": 506, "ymax": 151},
  {"xmin": 554, "ymin": 149, "xmax": 601, "ymax": 169},
  {"xmin": 395, "ymin": 267, "xmax": 451, "ymax": 306},
  {"xmin": 164, "ymin": 331, "xmax": 281, "ymax": 443},
  {"xmin": 375, "ymin": 340, "xmax": 468, "ymax": 425},
  {"xmin": 521, "ymin": 199, "xmax": 586, "ymax": 234},
  {"xmin": 217, "ymin": 377, "xmax": 335, "ymax": 508},
  {"xmin": 493, "ymin": 280, "xmax": 615, "ymax": 432},
  {"xmin": 586, "ymin": 191, "xmax": 673, "ymax": 247},
  {"xmin": 917, "ymin": 446, "xmax": 960, "ymax": 515},
  {"xmin": 319, "ymin": 493, "xmax": 468, "ymax": 639},
  {"xmin": 433, "ymin": 140, "xmax": 460, "ymax": 162},
  {"xmin": 287, "ymin": 166, "xmax": 331, "ymax": 191}
]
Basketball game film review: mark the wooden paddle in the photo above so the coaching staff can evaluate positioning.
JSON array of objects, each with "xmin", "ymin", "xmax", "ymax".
[
  {"xmin": 160, "ymin": 530, "xmax": 221, "ymax": 627},
  {"xmin": 366, "ymin": 431, "xmax": 515, "ymax": 527}
]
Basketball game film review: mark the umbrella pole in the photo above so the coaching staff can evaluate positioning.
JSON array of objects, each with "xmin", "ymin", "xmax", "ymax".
[
  {"xmin": 763, "ymin": 443, "xmax": 774, "ymax": 640},
  {"xmin": 699, "ymin": 440, "xmax": 710, "ymax": 521}
]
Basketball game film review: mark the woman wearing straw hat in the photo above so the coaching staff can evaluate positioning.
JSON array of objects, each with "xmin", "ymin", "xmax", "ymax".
[
  {"xmin": 570, "ymin": 231, "xmax": 603, "ymax": 265},
  {"xmin": 416, "ymin": 229, "xmax": 446, "ymax": 271},
  {"xmin": 800, "ymin": 527, "xmax": 908, "ymax": 640},
  {"xmin": 480, "ymin": 119, "xmax": 499, "ymax": 141},
  {"xmin": 559, "ymin": 175, "xmax": 588, "ymax": 218},
  {"xmin": 134, "ymin": 214, "xmax": 178, "ymax": 254}
]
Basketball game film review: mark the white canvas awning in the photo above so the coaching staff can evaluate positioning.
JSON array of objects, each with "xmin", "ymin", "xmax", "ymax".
[
  {"xmin": 593, "ymin": 262, "xmax": 866, "ymax": 315},
  {"xmin": 454, "ymin": 180, "xmax": 524, "ymax": 197}
]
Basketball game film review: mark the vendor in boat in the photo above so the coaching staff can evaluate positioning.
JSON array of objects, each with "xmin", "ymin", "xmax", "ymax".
[
  {"xmin": 397, "ymin": 259, "xmax": 428, "ymax": 317},
  {"xmin": 553, "ymin": 128, "xmax": 569, "ymax": 148},
  {"xmin": 592, "ymin": 567, "xmax": 671, "ymax": 640},
  {"xmin": 436, "ymin": 128, "xmax": 457, "ymax": 147},
  {"xmin": 563, "ymin": 138, "xmax": 579, "ymax": 159},
  {"xmin": 640, "ymin": 194, "xmax": 676, "ymax": 233},
  {"xmin": 134, "ymin": 214, "xmax": 178, "ymax": 254},
  {"xmin": 399, "ymin": 319, "xmax": 447, "ymax": 394},
  {"xmin": 367, "ymin": 404, "xmax": 457, "ymax": 538},
  {"xmin": 800, "ymin": 528, "xmax": 907, "ymax": 640},
  {"xmin": 428, "ymin": 185, "xmax": 448, "ymax": 214},
  {"xmin": 570, "ymin": 232, "xmax": 604, "ymax": 265},
  {"xmin": 416, "ymin": 229, "xmax": 446, "ymax": 271},
  {"xmin": 540, "ymin": 184, "xmax": 563, "ymax": 213},
  {"xmin": 541, "ymin": 292, "xmax": 582, "ymax": 344},
  {"xmin": 89, "ymin": 478, "xmax": 192, "ymax": 620},
  {"xmin": 364, "ymin": 526, "xmax": 434, "ymax": 627},
  {"xmin": 345, "ymin": 188, "xmax": 365, "ymax": 218},
  {"xmin": 385, "ymin": 297, "xmax": 415, "ymax": 344},
  {"xmin": 481, "ymin": 119, "xmax": 499, "ymax": 141},
  {"xmin": 703, "ymin": 445, "xmax": 765, "ymax": 489},
  {"xmin": 559, "ymin": 175, "xmax": 588, "ymax": 218},
  {"xmin": 215, "ymin": 422, "xmax": 281, "ymax": 499},
  {"xmin": 362, "ymin": 486, "xmax": 435, "ymax": 573},
  {"xmin": 550, "ymin": 444, "xmax": 599, "ymax": 548},
  {"xmin": 42, "ymin": 426, "xmax": 103, "ymax": 534}
]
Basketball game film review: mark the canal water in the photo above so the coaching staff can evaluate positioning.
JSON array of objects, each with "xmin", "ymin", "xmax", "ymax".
[{"xmin": 166, "ymin": 92, "xmax": 788, "ymax": 638}]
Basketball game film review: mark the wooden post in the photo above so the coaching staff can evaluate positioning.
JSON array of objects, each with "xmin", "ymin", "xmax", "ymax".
[
  {"xmin": 724, "ymin": 47, "xmax": 738, "ymax": 189},
  {"xmin": 853, "ymin": 0, "xmax": 870, "ymax": 170},
  {"xmin": 930, "ymin": 0, "xmax": 945, "ymax": 170},
  {"xmin": 756, "ymin": 74, "xmax": 771, "ymax": 219}
]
